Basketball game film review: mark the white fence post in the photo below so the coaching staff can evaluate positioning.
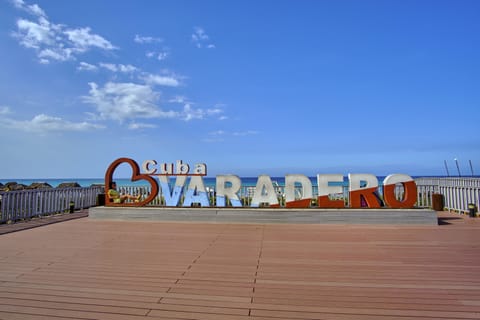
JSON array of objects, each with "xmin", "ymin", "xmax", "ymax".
[{"xmin": 0, "ymin": 186, "xmax": 104, "ymax": 223}]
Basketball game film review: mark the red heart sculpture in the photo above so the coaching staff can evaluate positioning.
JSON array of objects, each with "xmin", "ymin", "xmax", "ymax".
[{"xmin": 104, "ymin": 158, "xmax": 159, "ymax": 207}]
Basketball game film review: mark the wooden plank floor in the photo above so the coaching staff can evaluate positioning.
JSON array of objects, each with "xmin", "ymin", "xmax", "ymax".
[
  {"xmin": 0, "ymin": 211, "xmax": 88, "ymax": 235},
  {"xmin": 0, "ymin": 212, "xmax": 479, "ymax": 319}
]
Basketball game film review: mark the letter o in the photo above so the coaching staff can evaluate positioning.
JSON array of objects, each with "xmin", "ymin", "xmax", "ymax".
[{"xmin": 383, "ymin": 174, "xmax": 417, "ymax": 208}]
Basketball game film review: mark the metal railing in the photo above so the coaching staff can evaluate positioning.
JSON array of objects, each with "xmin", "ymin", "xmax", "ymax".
[
  {"xmin": 0, "ymin": 186, "xmax": 103, "ymax": 223},
  {"xmin": 2, "ymin": 178, "xmax": 477, "ymax": 223},
  {"xmin": 415, "ymin": 177, "xmax": 480, "ymax": 213}
]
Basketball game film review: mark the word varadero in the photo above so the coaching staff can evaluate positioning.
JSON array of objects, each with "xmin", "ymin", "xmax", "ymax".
[{"xmin": 104, "ymin": 158, "xmax": 417, "ymax": 208}]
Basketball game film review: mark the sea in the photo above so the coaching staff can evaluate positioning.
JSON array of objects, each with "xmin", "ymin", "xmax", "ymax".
[{"xmin": 0, "ymin": 176, "xmax": 464, "ymax": 189}]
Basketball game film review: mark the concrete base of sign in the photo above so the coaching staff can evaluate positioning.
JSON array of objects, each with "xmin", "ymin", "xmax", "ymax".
[{"xmin": 89, "ymin": 207, "xmax": 438, "ymax": 225}]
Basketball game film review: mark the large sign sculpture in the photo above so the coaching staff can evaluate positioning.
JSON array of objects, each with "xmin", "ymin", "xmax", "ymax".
[{"xmin": 105, "ymin": 158, "xmax": 417, "ymax": 208}]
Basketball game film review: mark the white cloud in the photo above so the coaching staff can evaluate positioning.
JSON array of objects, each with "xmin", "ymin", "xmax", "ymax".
[
  {"xmin": 116, "ymin": 64, "xmax": 137, "ymax": 73},
  {"xmin": 0, "ymin": 106, "xmax": 12, "ymax": 115},
  {"xmin": 83, "ymin": 82, "xmax": 178, "ymax": 122},
  {"xmin": 77, "ymin": 62, "xmax": 138, "ymax": 73},
  {"xmin": 169, "ymin": 96, "xmax": 188, "ymax": 104},
  {"xmin": 233, "ymin": 130, "xmax": 259, "ymax": 136},
  {"xmin": 146, "ymin": 51, "xmax": 169, "ymax": 61},
  {"xmin": 191, "ymin": 26, "xmax": 215, "ymax": 49},
  {"xmin": 192, "ymin": 27, "xmax": 208, "ymax": 43},
  {"xmin": 138, "ymin": 33, "xmax": 169, "ymax": 61},
  {"xmin": 134, "ymin": 34, "xmax": 163, "ymax": 44},
  {"xmin": 208, "ymin": 129, "xmax": 258, "ymax": 136},
  {"xmin": 166, "ymin": 99, "xmax": 226, "ymax": 121},
  {"xmin": 77, "ymin": 61, "xmax": 98, "ymax": 71},
  {"xmin": 203, "ymin": 129, "xmax": 258, "ymax": 143},
  {"xmin": 64, "ymin": 27, "xmax": 116, "ymax": 52},
  {"xmin": 203, "ymin": 130, "xmax": 226, "ymax": 143},
  {"xmin": 128, "ymin": 122, "xmax": 157, "ymax": 130},
  {"xmin": 98, "ymin": 63, "xmax": 117, "ymax": 72},
  {"xmin": 15, "ymin": 18, "xmax": 55, "ymax": 49},
  {"xmin": 12, "ymin": 0, "xmax": 47, "ymax": 18},
  {"xmin": 180, "ymin": 104, "xmax": 226, "ymax": 121},
  {"xmin": 99, "ymin": 63, "xmax": 137, "ymax": 73},
  {"xmin": 11, "ymin": 0, "xmax": 25, "ymax": 8},
  {"xmin": 156, "ymin": 52, "xmax": 168, "ymax": 61},
  {"xmin": 82, "ymin": 81, "xmax": 225, "ymax": 124},
  {"xmin": 181, "ymin": 103, "xmax": 203, "ymax": 121},
  {"xmin": 206, "ymin": 108, "xmax": 223, "ymax": 116},
  {"xmin": 11, "ymin": 1, "xmax": 116, "ymax": 64},
  {"xmin": 209, "ymin": 130, "xmax": 226, "ymax": 136},
  {"xmin": 142, "ymin": 73, "xmax": 180, "ymax": 87},
  {"xmin": 1, "ymin": 113, "xmax": 104, "ymax": 133},
  {"xmin": 38, "ymin": 47, "xmax": 72, "ymax": 62}
]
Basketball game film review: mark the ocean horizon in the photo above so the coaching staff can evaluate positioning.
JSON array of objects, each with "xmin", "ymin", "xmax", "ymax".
[{"xmin": 0, "ymin": 175, "xmax": 473, "ymax": 189}]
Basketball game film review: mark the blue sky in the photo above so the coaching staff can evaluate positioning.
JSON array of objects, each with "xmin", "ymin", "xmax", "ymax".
[{"xmin": 0, "ymin": 0, "xmax": 479, "ymax": 178}]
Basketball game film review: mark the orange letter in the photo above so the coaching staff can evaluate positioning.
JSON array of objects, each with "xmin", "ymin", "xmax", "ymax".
[
  {"xmin": 285, "ymin": 174, "xmax": 312, "ymax": 208},
  {"xmin": 348, "ymin": 174, "xmax": 381, "ymax": 208},
  {"xmin": 382, "ymin": 174, "xmax": 417, "ymax": 208},
  {"xmin": 317, "ymin": 174, "xmax": 345, "ymax": 208}
]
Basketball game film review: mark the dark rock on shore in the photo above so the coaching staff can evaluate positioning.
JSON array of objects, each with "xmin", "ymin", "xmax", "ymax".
[
  {"xmin": 27, "ymin": 182, "xmax": 53, "ymax": 189},
  {"xmin": 0, "ymin": 181, "xmax": 96, "ymax": 192},
  {"xmin": 3, "ymin": 182, "xmax": 28, "ymax": 191},
  {"xmin": 57, "ymin": 182, "xmax": 81, "ymax": 188}
]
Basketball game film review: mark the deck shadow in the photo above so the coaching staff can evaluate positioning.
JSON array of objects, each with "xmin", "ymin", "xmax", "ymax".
[{"xmin": 438, "ymin": 216, "xmax": 463, "ymax": 225}]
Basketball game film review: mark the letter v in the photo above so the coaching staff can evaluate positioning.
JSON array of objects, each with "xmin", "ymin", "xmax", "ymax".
[{"xmin": 157, "ymin": 176, "xmax": 186, "ymax": 206}]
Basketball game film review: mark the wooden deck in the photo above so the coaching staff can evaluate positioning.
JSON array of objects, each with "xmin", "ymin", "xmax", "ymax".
[{"xmin": 0, "ymin": 211, "xmax": 479, "ymax": 319}]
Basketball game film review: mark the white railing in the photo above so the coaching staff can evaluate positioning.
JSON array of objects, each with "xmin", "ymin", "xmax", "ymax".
[
  {"xmin": 415, "ymin": 177, "xmax": 480, "ymax": 213},
  {"xmin": 0, "ymin": 186, "xmax": 104, "ymax": 223},
  {"xmin": 2, "ymin": 179, "xmax": 476, "ymax": 223}
]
